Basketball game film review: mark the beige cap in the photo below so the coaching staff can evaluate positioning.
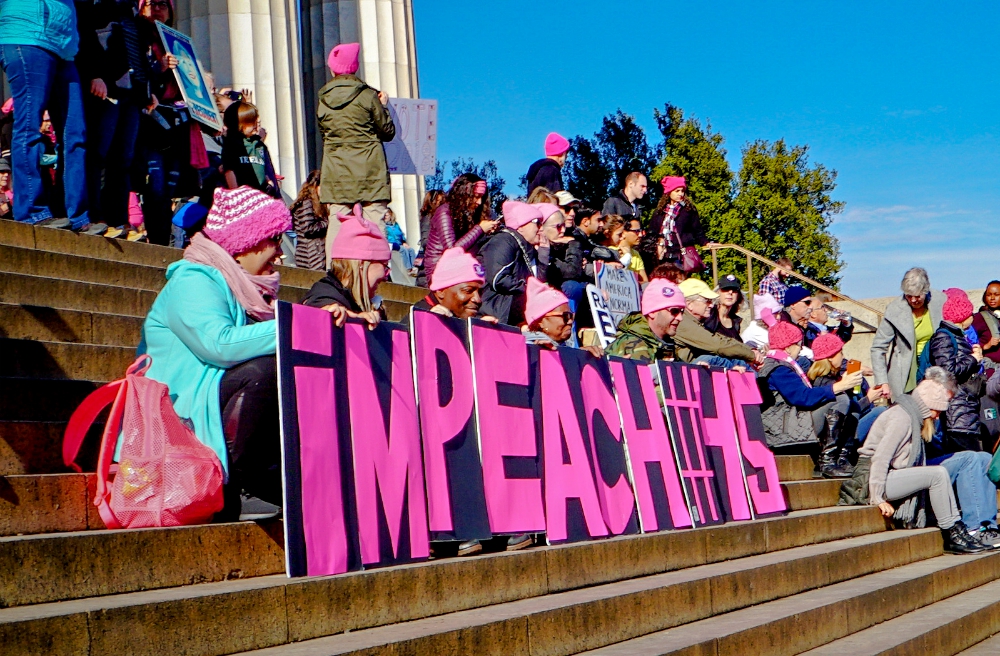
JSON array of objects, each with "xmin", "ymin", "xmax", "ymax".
[{"xmin": 678, "ymin": 278, "xmax": 719, "ymax": 300}]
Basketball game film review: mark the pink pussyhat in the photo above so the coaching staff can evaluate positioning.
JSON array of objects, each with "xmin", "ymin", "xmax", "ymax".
[
  {"xmin": 753, "ymin": 293, "xmax": 782, "ymax": 327},
  {"xmin": 660, "ymin": 176, "xmax": 686, "ymax": 194},
  {"xmin": 430, "ymin": 247, "xmax": 485, "ymax": 291},
  {"xmin": 502, "ymin": 200, "xmax": 544, "ymax": 229},
  {"xmin": 525, "ymin": 277, "xmax": 570, "ymax": 326},
  {"xmin": 329, "ymin": 203, "xmax": 390, "ymax": 262},
  {"xmin": 203, "ymin": 186, "xmax": 292, "ymax": 256},
  {"xmin": 641, "ymin": 280, "xmax": 685, "ymax": 316},
  {"xmin": 533, "ymin": 203, "xmax": 562, "ymax": 221},
  {"xmin": 544, "ymin": 132, "xmax": 571, "ymax": 157},
  {"xmin": 328, "ymin": 42, "xmax": 361, "ymax": 76}
]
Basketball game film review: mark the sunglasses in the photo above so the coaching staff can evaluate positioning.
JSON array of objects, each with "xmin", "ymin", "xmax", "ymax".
[
  {"xmin": 544, "ymin": 311, "xmax": 575, "ymax": 323},
  {"xmin": 148, "ymin": 1, "xmax": 171, "ymax": 8},
  {"xmin": 667, "ymin": 307, "xmax": 684, "ymax": 316}
]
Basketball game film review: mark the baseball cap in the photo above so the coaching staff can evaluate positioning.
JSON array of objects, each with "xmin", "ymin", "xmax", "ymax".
[{"xmin": 678, "ymin": 278, "xmax": 719, "ymax": 300}]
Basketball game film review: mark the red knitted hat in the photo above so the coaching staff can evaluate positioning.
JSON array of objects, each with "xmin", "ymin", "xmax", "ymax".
[
  {"xmin": 811, "ymin": 332, "xmax": 845, "ymax": 361},
  {"xmin": 942, "ymin": 288, "xmax": 974, "ymax": 324},
  {"xmin": 768, "ymin": 322, "xmax": 803, "ymax": 351}
]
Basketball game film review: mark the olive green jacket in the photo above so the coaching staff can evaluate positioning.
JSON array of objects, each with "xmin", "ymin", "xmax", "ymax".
[
  {"xmin": 317, "ymin": 75, "xmax": 396, "ymax": 204},
  {"xmin": 606, "ymin": 313, "xmax": 676, "ymax": 363},
  {"xmin": 674, "ymin": 311, "xmax": 755, "ymax": 363}
]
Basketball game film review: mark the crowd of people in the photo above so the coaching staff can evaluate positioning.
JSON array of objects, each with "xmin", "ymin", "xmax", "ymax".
[{"xmin": 8, "ymin": 4, "xmax": 1000, "ymax": 559}]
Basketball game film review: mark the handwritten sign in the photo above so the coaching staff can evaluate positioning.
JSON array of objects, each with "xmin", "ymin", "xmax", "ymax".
[
  {"xmin": 385, "ymin": 98, "xmax": 437, "ymax": 175},
  {"xmin": 594, "ymin": 262, "xmax": 640, "ymax": 328},
  {"xmin": 586, "ymin": 284, "xmax": 618, "ymax": 348}
]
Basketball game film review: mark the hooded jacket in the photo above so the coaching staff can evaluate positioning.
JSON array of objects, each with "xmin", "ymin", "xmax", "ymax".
[
  {"xmin": 479, "ymin": 228, "xmax": 535, "ymax": 325},
  {"xmin": 929, "ymin": 321, "xmax": 983, "ymax": 449},
  {"xmin": 674, "ymin": 311, "xmax": 756, "ymax": 363},
  {"xmin": 606, "ymin": 312, "xmax": 676, "ymax": 364},
  {"xmin": 525, "ymin": 158, "xmax": 563, "ymax": 195},
  {"xmin": 870, "ymin": 291, "xmax": 945, "ymax": 398},
  {"xmin": 317, "ymin": 75, "xmax": 396, "ymax": 204}
]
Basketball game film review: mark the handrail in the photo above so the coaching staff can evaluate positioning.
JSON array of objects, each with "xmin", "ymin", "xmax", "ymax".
[{"xmin": 706, "ymin": 243, "xmax": 884, "ymax": 325}]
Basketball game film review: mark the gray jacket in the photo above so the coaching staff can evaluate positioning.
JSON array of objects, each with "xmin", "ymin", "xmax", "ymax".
[{"xmin": 870, "ymin": 291, "xmax": 945, "ymax": 398}]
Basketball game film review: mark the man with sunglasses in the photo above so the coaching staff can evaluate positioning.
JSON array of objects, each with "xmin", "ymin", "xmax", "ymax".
[
  {"xmin": 674, "ymin": 278, "xmax": 761, "ymax": 370},
  {"xmin": 523, "ymin": 277, "xmax": 603, "ymax": 358},
  {"xmin": 606, "ymin": 280, "xmax": 686, "ymax": 363}
]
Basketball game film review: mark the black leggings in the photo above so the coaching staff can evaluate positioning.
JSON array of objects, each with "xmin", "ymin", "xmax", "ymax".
[{"xmin": 218, "ymin": 355, "xmax": 281, "ymax": 520}]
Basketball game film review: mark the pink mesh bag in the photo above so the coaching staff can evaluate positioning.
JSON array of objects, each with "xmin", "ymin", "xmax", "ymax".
[{"xmin": 63, "ymin": 355, "xmax": 224, "ymax": 528}]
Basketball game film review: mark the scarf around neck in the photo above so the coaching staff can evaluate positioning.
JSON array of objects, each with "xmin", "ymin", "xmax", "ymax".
[
  {"xmin": 183, "ymin": 232, "xmax": 280, "ymax": 322},
  {"xmin": 661, "ymin": 202, "xmax": 682, "ymax": 247},
  {"xmin": 767, "ymin": 349, "xmax": 811, "ymax": 386}
]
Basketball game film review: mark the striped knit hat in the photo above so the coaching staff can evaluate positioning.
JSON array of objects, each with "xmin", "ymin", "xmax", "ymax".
[{"xmin": 203, "ymin": 186, "xmax": 292, "ymax": 256}]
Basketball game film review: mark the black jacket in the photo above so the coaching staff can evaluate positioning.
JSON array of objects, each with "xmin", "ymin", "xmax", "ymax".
[
  {"xmin": 602, "ymin": 191, "xmax": 640, "ymax": 222},
  {"xmin": 300, "ymin": 272, "xmax": 363, "ymax": 313},
  {"xmin": 641, "ymin": 203, "xmax": 706, "ymax": 266},
  {"xmin": 929, "ymin": 321, "xmax": 983, "ymax": 449},
  {"xmin": 538, "ymin": 239, "xmax": 583, "ymax": 289},
  {"xmin": 703, "ymin": 306, "xmax": 743, "ymax": 341},
  {"xmin": 479, "ymin": 228, "xmax": 535, "ymax": 326},
  {"xmin": 567, "ymin": 227, "xmax": 619, "ymax": 282},
  {"xmin": 526, "ymin": 158, "xmax": 563, "ymax": 195},
  {"xmin": 76, "ymin": 0, "xmax": 153, "ymax": 104}
]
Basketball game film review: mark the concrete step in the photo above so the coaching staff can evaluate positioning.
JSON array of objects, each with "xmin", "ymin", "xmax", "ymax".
[
  {"xmin": 0, "ymin": 303, "xmax": 144, "ymax": 347},
  {"xmin": 802, "ymin": 577, "xmax": 1000, "ymax": 655},
  {"xmin": 0, "ymin": 506, "xmax": 891, "ymax": 654},
  {"xmin": 578, "ymin": 551, "xmax": 1000, "ymax": 655},
  {"xmin": 0, "ymin": 272, "xmax": 156, "ymax": 318},
  {"xmin": 961, "ymin": 632, "xmax": 1000, "ymax": 654},
  {"xmin": 0, "ymin": 473, "xmax": 102, "ymax": 537},
  {"xmin": 0, "ymin": 520, "xmax": 284, "ymax": 607},
  {"xmin": 776, "ymin": 454, "xmax": 815, "ymax": 482},
  {"xmin": 782, "ymin": 478, "xmax": 843, "ymax": 511},
  {"xmin": 0, "ymin": 378, "xmax": 100, "ymax": 422},
  {"xmin": 0, "ymin": 243, "xmax": 170, "ymax": 292},
  {"xmin": 0, "ymin": 338, "xmax": 135, "ymax": 382},
  {"xmin": 0, "ymin": 421, "xmax": 99, "ymax": 476},
  {"xmin": 223, "ymin": 530, "xmax": 942, "ymax": 656}
]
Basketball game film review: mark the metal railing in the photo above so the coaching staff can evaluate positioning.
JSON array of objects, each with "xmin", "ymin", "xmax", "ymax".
[{"xmin": 706, "ymin": 243, "xmax": 883, "ymax": 328}]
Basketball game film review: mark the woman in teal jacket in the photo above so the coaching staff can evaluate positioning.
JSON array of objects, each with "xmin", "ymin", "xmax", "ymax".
[{"xmin": 138, "ymin": 186, "xmax": 298, "ymax": 519}]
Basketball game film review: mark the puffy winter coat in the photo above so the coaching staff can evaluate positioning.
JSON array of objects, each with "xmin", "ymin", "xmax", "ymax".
[
  {"xmin": 759, "ymin": 359, "xmax": 835, "ymax": 448},
  {"xmin": 0, "ymin": 0, "xmax": 79, "ymax": 60},
  {"xmin": 479, "ymin": 228, "xmax": 535, "ymax": 326},
  {"xmin": 291, "ymin": 197, "xmax": 328, "ymax": 271},
  {"xmin": 317, "ymin": 75, "xmax": 395, "ymax": 204},
  {"xmin": 929, "ymin": 321, "xmax": 983, "ymax": 449},
  {"xmin": 525, "ymin": 158, "xmax": 563, "ymax": 195},
  {"xmin": 421, "ymin": 202, "xmax": 487, "ymax": 281}
]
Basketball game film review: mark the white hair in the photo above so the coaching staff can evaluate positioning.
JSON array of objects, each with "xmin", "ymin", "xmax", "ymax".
[{"xmin": 900, "ymin": 267, "xmax": 931, "ymax": 297}]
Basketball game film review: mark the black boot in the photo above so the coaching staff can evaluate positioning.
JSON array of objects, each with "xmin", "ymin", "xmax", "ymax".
[
  {"xmin": 820, "ymin": 409, "xmax": 853, "ymax": 478},
  {"xmin": 943, "ymin": 521, "xmax": 989, "ymax": 554}
]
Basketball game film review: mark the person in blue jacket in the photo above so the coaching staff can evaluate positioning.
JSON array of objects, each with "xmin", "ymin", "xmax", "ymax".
[
  {"xmin": 0, "ymin": 0, "xmax": 90, "ymax": 230},
  {"xmin": 137, "ymin": 186, "xmax": 333, "ymax": 520}
]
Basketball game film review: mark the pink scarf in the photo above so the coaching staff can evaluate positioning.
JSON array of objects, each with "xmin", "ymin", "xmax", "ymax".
[
  {"xmin": 183, "ymin": 232, "xmax": 280, "ymax": 322},
  {"xmin": 766, "ymin": 349, "xmax": 811, "ymax": 386}
]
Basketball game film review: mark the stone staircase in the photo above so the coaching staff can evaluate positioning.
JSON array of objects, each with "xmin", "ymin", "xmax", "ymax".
[{"xmin": 2, "ymin": 221, "xmax": 1000, "ymax": 655}]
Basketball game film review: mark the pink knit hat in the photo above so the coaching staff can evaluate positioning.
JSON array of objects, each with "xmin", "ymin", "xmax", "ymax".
[
  {"xmin": 811, "ymin": 332, "xmax": 845, "ymax": 361},
  {"xmin": 329, "ymin": 203, "xmax": 390, "ymax": 262},
  {"xmin": 328, "ymin": 43, "xmax": 360, "ymax": 76},
  {"xmin": 660, "ymin": 176, "xmax": 687, "ymax": 194},
  {"xmin": 503, "ymin": 200, "xmax": 544, "ymax": 230},
  {"xmin": 203, "ymin": 186, "xmax": 292, "ymax": 256},
  {"xmin": 942, "ymin": 287, "xmax": 974, "ymax": 324},
  {"xmin": 641, "ymin": 280, "xmax": 685, "ymax": 316},
  {"xmin": 544, "ymin": 132, "xmax": 571, "ymax": 157},
  {"xmin": 430, "ymin": 247, "xmax": 485, "ymax": 291},
  {"xmin": 534, "ymin": 203, "xmax": 562, "ymax": 221},
  {"xmin": 768, "ymin": 322, "xmax": 804, "ymax": 351},
  {"xmin": 914, "ymin": 379, "xmax": 952, "ymax": 412},
  {"xmin": 525, "ymin": 277, "xmax": 570, "ymax": 326}
]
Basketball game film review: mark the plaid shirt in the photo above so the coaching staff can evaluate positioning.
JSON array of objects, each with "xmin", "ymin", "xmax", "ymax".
[{"xmin": 758, "ymin": 271, "xmax": 788, "ymax": 306}]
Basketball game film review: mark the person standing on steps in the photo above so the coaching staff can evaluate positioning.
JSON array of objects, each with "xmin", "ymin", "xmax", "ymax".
[
  {"xmin": 758, "ymin": 257, "xmax": 795, "ymax": 306},
  {"xmin": 602, "ymin": 172, "xmax": 647, "ymax": 225},
  {"xmin": 861, "ymin": 371, "xmax": 987, "ymax": 554},
  {"xmin": 640, "ymin": 176, "xmax": 706, "ymax": 271},
  {"xmin": 525, "ymin": 132, "xmax": 570, "ymax": 195},
  {"xmin": 972, "ymin": 281, "xmax": 1000, "ymax": 365},
  {"xmin": 318, "ymin": 42, "xmax": 396, "ymax": 264},
  {"xmin": 290, "ymin": 170, "xmax": 328, "ymax": 271}
]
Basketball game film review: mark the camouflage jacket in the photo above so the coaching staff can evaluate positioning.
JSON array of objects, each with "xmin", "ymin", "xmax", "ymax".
[{"xmin": 606, "ymin": 312, "xmax": 676, "ymax": 363}]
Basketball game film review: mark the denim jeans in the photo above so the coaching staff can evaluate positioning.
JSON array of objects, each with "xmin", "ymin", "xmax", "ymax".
[
  {"xmin": 85, "ymin": 95, "xmax": 140, "ymax": 228},
  {"xmin": 693, "ymin": 354, "xmax": 747, "ymax": 370},
  {"xmin": 928, "ymin": 451, "xmax": 998, "ymax": 529},
  {"xmin": 0, "ymin": 44, "xmax": 88, "ymax": 226},
  {"xmin": 143, "ymin": 149, "xmax": 182, "ymax": 245}
]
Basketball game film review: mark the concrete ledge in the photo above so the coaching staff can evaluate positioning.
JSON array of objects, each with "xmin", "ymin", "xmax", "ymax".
[
  {"xmin": 0, "ymin": 272, "xmax": 156, "ymax": 317},
  {"xmin": 783, "ymin": 479, "xmax": 842, "ymax": 511},
  {"xmin": 0, "ymin": 339, "xmax": 136, "ymax": 382},
  {"xmin": 776, "ymin": 455, "xmax": 815, "ymax": 482},
  {"xmin": 0, "ymin": 473, "xmax": 98, "ymax": 537},
  {"xmin": 0, "ymin": 521, "xmax": 285, "ymax": 607},
  {"xmin": 0, "ymin": 304, "xmax": 142, "ymax": 348},
  {"xmin": 0, "ymin": 421, "xmax": 100, "ymax": 476},
  {"xmin": 0, "ymin": 378, "xmax": 101, "ymax": 422}
]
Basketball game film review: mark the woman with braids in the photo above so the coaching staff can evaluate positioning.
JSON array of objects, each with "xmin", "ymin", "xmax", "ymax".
[
  {"xmin": 422, "ymin": 173, "xmax": 499, "ymax": 281},
  {"xmin": 639, "ymin": 176, "xmax": 706, "ymax": 271}
]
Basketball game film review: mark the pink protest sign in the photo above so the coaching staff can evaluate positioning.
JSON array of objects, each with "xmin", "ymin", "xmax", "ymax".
[
  {"xmin": 345, "ymin": 321, "xmax": 430, "ymax": 566},
  {"xmin": 696, "ymin": 368, "xmax": 753, "ymax": 522},
  {"xmin": 410, "ymin": 309, "xmax": 491, "ymax": 542},
  {"xmin": 277, "ymin": 302, "xmax": 361, "ymax": 577},
  {"xmin": 470, "ymin": 320, "xmax": 546, "ymax": 534},
  {"xmin": 727, "ymin": 371, "xmax": 788, "ymax": 517},
  {"xmin": 608, "ymin": 357, "xmax": 692, "ymax": 532}
]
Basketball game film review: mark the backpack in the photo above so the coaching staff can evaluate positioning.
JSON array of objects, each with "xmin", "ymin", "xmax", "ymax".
[
  {"xmin": 62, "ymin": 355, "xmax": 224, "ymax": 529},
  {"xmin": 915, "ymin": 328, "xmax": 957, "ymax": 384}
]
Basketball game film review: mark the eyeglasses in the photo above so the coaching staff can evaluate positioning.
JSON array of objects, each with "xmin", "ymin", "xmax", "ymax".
[
  {"xmin": 667, "ymin": 307, "xmax": 684, "ymax": 316},
  {"xmin": 544, "ymin": 311, "xmax": 575, "ymax": 324},
  {"xmin": 148, "ymin": 1, "xmax": 171, "ymax": 8}
]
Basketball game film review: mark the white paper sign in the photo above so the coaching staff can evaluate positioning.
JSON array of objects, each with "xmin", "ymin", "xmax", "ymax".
[
  {"xmin": 385, "ymin": 98, "xmax": 437, "ymax": 175},
  {"xmin": 594, "ymin": 262, "xmax": 641, "ymax": 328},
  {"xmin": 586, "ymin": 284, "xmax": 618, "ymax": 348}
]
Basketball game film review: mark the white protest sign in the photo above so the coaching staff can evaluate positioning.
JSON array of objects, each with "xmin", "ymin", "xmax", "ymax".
[
  {"xmin": 384, "ymin": 98, "xmax": 437, "ymax": 175},
  {"xmin": 586, "ymin": 284, "xmax": 618, "ymax": 348},
  {"xmin": 594, "ymin": 262, "xmax": 641, "ymax": 328}
]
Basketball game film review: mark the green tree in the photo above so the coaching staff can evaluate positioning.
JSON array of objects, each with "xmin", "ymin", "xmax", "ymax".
[
  {"xmin": 562, "ymin": 110, "xmax": 659, "ymax": 209},
  {"xmin": 725, "ymin": 140, "xmax": 844, "ymax": 288},
  {"xmin": 426, "ymin": 157, "xmax": 507, "ymax": 216}
]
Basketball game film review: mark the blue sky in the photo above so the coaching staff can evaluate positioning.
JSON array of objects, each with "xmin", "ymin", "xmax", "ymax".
[{"xmin": 412, "ymin": 1, "xmax": 1000, "ymax": 298}]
